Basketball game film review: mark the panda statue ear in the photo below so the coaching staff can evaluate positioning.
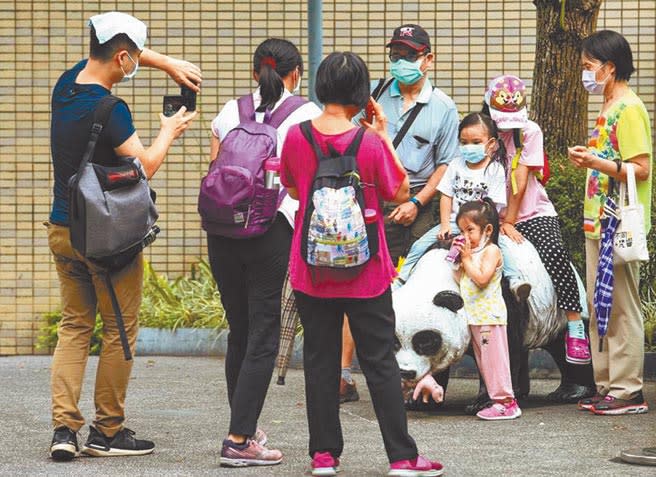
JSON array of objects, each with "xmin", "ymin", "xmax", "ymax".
[{"xmin": 432, "ymin": 290, "xmax": 464, "ymax": 312}]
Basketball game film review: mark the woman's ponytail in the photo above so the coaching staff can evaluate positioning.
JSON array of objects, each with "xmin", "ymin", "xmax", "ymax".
[{"xmin": 253, "ymin": 39, "xmax": 304, "ymax": 112}]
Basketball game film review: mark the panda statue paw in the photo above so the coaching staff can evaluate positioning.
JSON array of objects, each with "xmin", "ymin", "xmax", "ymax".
[
  {"xmin": 546, "ymin": 383, "xmax": 596, "ymax": 403},
  {"xmin": 464, "ymin": 394, "xmax": 494, "ymax": 415},
  {"xmin": 404, "ymin": 396, "xmax": 445, "ymax": 412}
]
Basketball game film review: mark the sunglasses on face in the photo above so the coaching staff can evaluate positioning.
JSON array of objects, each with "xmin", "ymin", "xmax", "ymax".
[{"xmin": 388, "ymin": 50, "xmax": 426, "ymax": 63}]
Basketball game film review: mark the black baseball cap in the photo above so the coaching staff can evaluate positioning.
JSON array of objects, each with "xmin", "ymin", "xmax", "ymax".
[{"xmin": 386, "ymin": 24, "xmax": 431, "ymax": 52}]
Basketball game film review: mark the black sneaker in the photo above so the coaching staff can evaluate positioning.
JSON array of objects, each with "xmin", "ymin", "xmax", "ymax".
[
  {"xmin": 50, "ymin": 426, "xmax": 79, "ymax": 461},
  {"xmin": 82, "ymin": 426, "xmax": 155, "ymax": 457},
  {"xmin": 591, "ymin": 392, "xmax": 649, "ymax": 415}
]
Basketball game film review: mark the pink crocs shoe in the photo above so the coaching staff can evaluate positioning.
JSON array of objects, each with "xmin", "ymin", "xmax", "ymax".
[
  {"xmin": 388, "ymin": 455, "xmax": 444, "ymax": 476},
  {"xmin": 476, "ymin": 399, "xmax": 522, "ymax": 420},
  {"xmin": 311, "ymin": 451, "xmax": 340, "ymax": 476},
  {"xmin": 565, "ymin": 332, "xmax": 592, "ymax": 365}
]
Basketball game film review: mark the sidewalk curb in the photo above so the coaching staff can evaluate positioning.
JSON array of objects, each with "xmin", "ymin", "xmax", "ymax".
[{"xmin": 136, "ymin": 328, "xmax": 656, "ymax": 380}]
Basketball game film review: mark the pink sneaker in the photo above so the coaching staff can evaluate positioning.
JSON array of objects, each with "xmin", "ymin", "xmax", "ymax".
[
  {"xmin": 220, "ymin": 438, "xmax": 282, "ymax": 467},
  {"xmin": 311, "ymin": 451, "xmax": 340, "ymax": 476},
  {"xmin": 388, "ymin": 455, "xmax": 444, "ymax": 476},
  {"xmin": 476, "ymin": 399, "xmax": 522, "ymax": 420},
  {"xmin": 252, "ymin": 428, "xmax": 267, "ymax": 446},
  {"xmin": 565, "ymin": 332, "xmax": 592, "ymax": 365}
]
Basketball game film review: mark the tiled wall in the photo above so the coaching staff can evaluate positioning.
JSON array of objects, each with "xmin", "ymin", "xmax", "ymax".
[{"xmin": 0, "ymin": 1, "xmax": 654, "ymax": 355}]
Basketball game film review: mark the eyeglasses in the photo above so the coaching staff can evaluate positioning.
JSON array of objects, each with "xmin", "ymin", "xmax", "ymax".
[{"xmin": 388, "ymin": 51, "xmax": 426, "ymax": 63}]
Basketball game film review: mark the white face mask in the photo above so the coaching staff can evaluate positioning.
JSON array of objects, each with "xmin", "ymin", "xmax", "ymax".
[
  {"xmin": 293, "ymin": 76, "xmax": 302, "ymax": 94},
  {"xmin": 120, "ymin": 52, "xmax": 139, "ymax": 83},
  {"xmin": 582, "ymin": 64, "xmax": 609, "ymax": 94}
]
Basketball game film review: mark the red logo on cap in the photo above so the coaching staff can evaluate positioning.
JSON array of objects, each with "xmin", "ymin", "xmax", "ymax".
[{"xmin": 399, "ymin": 27, "xmax": 414, "ymax": 37}]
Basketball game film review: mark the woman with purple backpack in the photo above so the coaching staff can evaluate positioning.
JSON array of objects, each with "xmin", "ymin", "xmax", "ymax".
[{"xmin": 203, "ymin": 38, "xmax": 321, "ymax": 467}]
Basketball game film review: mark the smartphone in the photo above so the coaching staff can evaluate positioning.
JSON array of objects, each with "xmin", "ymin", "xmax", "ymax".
[
  {"xmin": 181, "ymin": 85, "xmax": 197, "ymax": 112},
  {"xmin": 163, "ymin": 95, "xmax": 185, "ymax": 117},
  {"xmin": 162, "ymin": 85, "xmax": 197, "ymax": 117},
  {"xmin": 365, "ymin": 101, "xmax": 375, "ymax": 124}
]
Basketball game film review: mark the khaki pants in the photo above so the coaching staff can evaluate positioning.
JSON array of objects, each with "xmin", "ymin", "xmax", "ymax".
[
  {"xmin": 585, "ymin": 238, "xmax": 644, "ymax": 400},
  {"xmin": 47, "ymin": 222, "xmax": 143, "ymax": 436}
]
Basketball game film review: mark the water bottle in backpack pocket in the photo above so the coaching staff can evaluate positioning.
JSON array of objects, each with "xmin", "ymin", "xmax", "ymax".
[
  {"xmin": 299, "ymin": 121, "xmax": 379, "ymax": 283},
  {"xmin": 198, "ymin": 94, "xmax": 308, "ymax": 238}
]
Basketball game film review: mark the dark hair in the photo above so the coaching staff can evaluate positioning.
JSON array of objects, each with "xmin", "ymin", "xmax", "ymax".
[
  {"xmin": 315, "ymin": 52, "xmax": 370, "ymax": 109},
  {"xmin": 253, "ymin": 38, "xmax": 303, "ymax": 112},
  {"xmin": 581, "ymin": 30, "xmax": 635, "ymax": 82},
  {"xmin": 455, "ymin": 197, "xmax": 500, "ymax": 245},
  {"xmin": 89, "ymin": 26, "xmax": 139, "ymax": 61},
  {"xmin": 458, "ymin": 112, "xmax": 508, "ymax": 176}
]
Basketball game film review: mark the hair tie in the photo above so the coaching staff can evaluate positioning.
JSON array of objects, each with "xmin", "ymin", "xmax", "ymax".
[{"xmin": 261, "ymin": 56, "xmax": 277, "ymax": 69}]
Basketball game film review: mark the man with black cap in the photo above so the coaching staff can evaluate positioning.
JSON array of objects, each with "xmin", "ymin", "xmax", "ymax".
[
  {"xmin": 47, "ymin": 11, "xmax": 200, "ymax": 461},
  {"xmin": 342, "ymin": 24, "xmax": 460, "ymax": 404}
]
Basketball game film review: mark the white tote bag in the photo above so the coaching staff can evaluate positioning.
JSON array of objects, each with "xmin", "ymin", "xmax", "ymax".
[{"xmin": 613, "ymin": 163, "xmax": 649, "ymax": 264}]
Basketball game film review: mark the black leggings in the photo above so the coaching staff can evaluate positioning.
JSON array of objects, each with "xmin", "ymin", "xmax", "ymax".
[
  {"xmin": 207, "ymin": 214, "xmax": 292, "ymax": 436},
  {"xmin": 515, "ymin": 215, "xmax": 582, "ymax": 313}
]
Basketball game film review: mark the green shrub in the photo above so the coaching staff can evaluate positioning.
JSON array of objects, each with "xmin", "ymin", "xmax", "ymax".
[{"xmin": 37, "ymin": 260, "xmax": 227, "ymax": 353}]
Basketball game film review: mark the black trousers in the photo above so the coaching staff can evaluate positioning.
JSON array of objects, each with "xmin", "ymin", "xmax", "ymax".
[
  {"xmin": 294, "ymin": 288, "xmax": 418, "ymax": 462},
  {"xmin": 207, "ymin": 214, "xmax": 292, "ymax": 436}
]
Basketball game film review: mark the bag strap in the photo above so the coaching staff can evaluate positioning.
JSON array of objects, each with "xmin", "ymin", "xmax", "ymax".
[
  {"xmin": 510, "ymin": 128, "xmax": 523, "ymax": 195},
  {"xmin": 620, "ymin": 162, "xmax": 638, "ymax": 207},
  {"xmin": 299, "ymin": 120, "xmax": 326, "ymax": 160},
  {"xmin": 102, "ymin": 273, "xmax": 133, "ymax": 361},
  {"xmin": 237, "ymin": 94, "xmax": 256, "ymax": 124},
  {"xmin": 372, "ymin": 78, "xmax": 394, "ymax": 101},
  {"xmin": 268, "ymin": 96, "xmax": 308, "ymax": 129},
  {"xmin": 393, "ymin": 102, "xmax": 426, "ymax": 149}
]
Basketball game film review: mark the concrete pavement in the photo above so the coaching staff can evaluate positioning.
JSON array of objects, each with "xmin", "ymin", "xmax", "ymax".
[{"xmin": 1, "ymin": 355, "xmax": 655, "ymax": 476}]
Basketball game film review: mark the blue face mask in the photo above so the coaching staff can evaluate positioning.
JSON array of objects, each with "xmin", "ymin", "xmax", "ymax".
[
  {"xmin": 390, "ymin": 58, "xmax": 424, "ymax": 85},
  {"xmin": 459, "ymin": 144, "xmax": 487, "ymax": 164}
]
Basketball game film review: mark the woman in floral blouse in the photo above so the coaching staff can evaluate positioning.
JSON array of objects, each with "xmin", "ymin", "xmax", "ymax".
[{"xmin": 568, "ymin": 30, "xmax": 652, "ymax": 416}]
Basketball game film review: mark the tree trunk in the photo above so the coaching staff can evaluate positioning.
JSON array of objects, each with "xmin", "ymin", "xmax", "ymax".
[{"xmin": 532, "ymin": 0, "xmax": 602, "ymax": 155}]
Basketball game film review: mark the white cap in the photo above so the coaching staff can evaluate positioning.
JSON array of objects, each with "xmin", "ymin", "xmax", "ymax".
[{"xmin": 88, "ymin": 12, "xmax": 147, "ymax": 51}]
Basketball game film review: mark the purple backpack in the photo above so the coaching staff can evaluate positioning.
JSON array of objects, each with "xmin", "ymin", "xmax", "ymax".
[{"xmin": 198, "ymin": 94, "xmax": 307, "ymax": 238}]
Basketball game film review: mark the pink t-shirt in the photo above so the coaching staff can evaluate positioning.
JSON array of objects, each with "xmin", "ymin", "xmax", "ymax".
[
  {"xmin": 281, "ymin": 123, "xmax": 405, "ymax": 298},
  {"xmin": 499, "ymin": 120, "xmax": 556, "ymax": 223}
]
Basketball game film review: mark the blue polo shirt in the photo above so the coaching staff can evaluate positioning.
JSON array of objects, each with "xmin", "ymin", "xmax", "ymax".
[
  {"xmin": 50, "ymin": 60, "xmax": 135, "ymax": 225},
  {"xmin": 358, "ymin": 78, "xmax": 460, "ymax": 188}
]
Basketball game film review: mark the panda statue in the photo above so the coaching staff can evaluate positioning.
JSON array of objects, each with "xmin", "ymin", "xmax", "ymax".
[{"xmin": 392, "ymin": 237, "xmax": 596, "ymax": 413}]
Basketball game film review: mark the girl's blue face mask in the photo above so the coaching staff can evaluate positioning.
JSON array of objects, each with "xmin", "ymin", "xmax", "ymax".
[
  {"xmin": 459, "ymin": 144, "xmax": 487, "ymax": 164},
  {"xmin": 390, "ymin": 58, "xmax": 424, "ymax": 85}
]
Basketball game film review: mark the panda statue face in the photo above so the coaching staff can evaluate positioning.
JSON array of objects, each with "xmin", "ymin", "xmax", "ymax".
[{"xmin": 392, "ymin": 248, "xmax": 470, "ymax": 386}]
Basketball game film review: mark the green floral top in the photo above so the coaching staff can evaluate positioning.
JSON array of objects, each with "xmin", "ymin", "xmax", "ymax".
[{"xmin": 584, "ymin": 89, "xmax": 653, "ymax": 239}]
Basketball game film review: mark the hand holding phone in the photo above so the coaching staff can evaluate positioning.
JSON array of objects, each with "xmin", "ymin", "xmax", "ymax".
[
  {"xmin": 163, "ymin": 84, "xmax": 198, "ymax": 117},
  {"xmin": 365, "ymin": 99, "xmax": 375, "ymax": 124}
]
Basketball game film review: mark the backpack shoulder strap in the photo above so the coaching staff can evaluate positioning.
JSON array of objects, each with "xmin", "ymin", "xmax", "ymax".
[
  {"xmin": 81, "ymin": 95, "xmax": 125, "ymax": 168},
  {"xmin": 344, "ymin": 127, "xmax": 366, "ymax": 157},
  {"xmin": 237, "ymin": 94, "xmax": 256, "ymax": 124},
  {"xmin": 269, "ymin": 96, "xmax": 308, "ymax": 129},
  {"xmin": 299, "ymin": 120, "xmax": 326, "ymax": 161},
  {"xmin": 510, "ymin": 128, "xmax": 524, "ymax": 195}
]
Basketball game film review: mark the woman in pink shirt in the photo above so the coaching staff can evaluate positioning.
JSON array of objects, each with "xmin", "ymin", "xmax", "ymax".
[{"xmin": 281, "ymin": 51, "xmax": 443, "ymax": 477}]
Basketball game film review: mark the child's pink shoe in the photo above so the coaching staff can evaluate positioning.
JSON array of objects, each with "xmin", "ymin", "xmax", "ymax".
[
  {"xmin": 565, "ymin": 332, "xmax": 592, "ymax": 364},
  {"xmin": 311, "ymin": 451, "xmax": 340, "ymax": 476},
  {"xmin": 388, "ymin": 455, "xmax": 444, "ymax": 476},
  {"xmin": 476, "ymin": 399, "xmax": 522, "ymax": 420}
]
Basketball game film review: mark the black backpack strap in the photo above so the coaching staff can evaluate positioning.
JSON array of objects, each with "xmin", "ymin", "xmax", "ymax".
[
  {"xmin": 344, "ymin": 127, "xmax": 366, "ymax": 157},
  {"xmin": 372, "ymin": 78, "xmax": 394, "ymax": 101},
  {"xmin": 102, "ymin": 273, "xmax": 133, "ymax": 361},
  {"xmin": 299, "ymin": 120, "xmax": 326, "ymax": 160},
  {"xmin": 393, "ymin": 102, "xmax": 426, "ymax": 149},
  {"xmin": 269, "ymin": 96, "xmax": 308, "ymax": 129}
]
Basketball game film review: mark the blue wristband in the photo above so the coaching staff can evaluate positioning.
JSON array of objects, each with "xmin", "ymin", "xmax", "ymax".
[{"xmin": 409, "ymin": 196, "xmax": 423, "ymax": 209}]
